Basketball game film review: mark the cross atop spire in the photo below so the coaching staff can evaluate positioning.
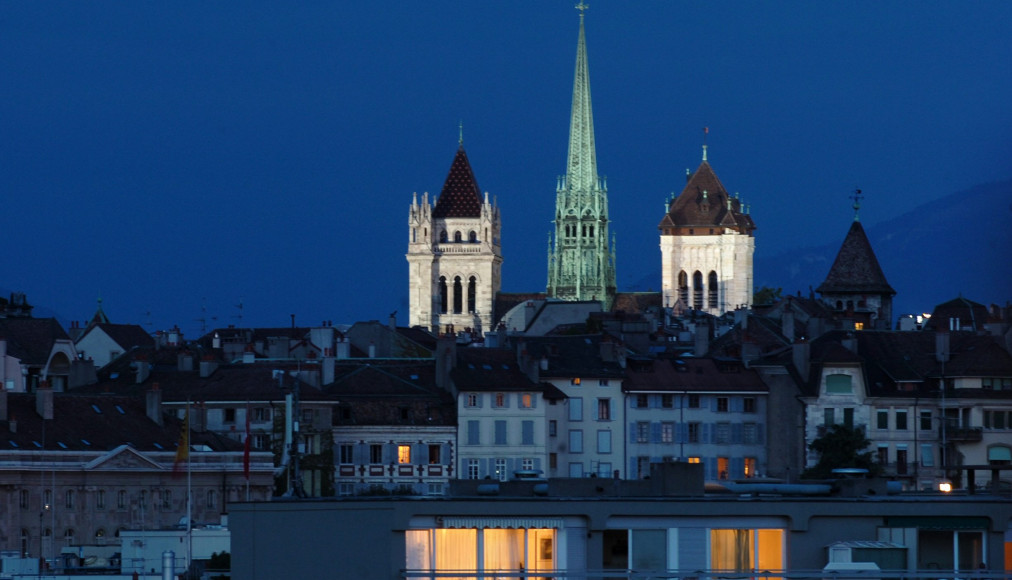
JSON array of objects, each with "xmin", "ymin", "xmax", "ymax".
[
  {"xmin": 850, "ymin": 188, "xmax": 864, "ymax": 222},
  {"xmin": 576, "ymin": 1, "xmax": 589, "ymax": 16}
]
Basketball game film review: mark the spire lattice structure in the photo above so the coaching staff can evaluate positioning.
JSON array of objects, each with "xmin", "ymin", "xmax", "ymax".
[{"xmin": 547, "ymin": 6, "xmax": 617, "ymax": 308}]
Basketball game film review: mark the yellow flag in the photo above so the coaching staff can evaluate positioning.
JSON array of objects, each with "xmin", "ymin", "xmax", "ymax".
[{"xmin": 173, "ymin": 406, "xmax": 189, "ymax": 474}]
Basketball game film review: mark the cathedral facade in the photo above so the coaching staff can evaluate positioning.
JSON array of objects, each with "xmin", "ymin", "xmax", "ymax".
[
  {"xmin": 546, "ymin": 7, "xmax": 617, "ymax": 309},
  {"xmin": 407, "ymin": 145, "xmax": 502, "ymax": 333},
  {"xmin": 658, "ymin": 146, "xmax": 756, "ymax": 315}
]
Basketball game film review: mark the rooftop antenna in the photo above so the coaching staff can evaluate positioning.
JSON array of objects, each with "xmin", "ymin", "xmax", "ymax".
[
  {"xmin": 850, "ymin": 188, "xmax": 864, "ymax": 222},
  {"xmin": 196, "ymin": 298, "xmax": 217, "ymax": 335},
  {"xmin": 458, "ymin": 120, "xmax": 464, "ymax": 146},
  {"xmin": 233, "ymin": 298, "xmax": 244, "ymax": 327}
]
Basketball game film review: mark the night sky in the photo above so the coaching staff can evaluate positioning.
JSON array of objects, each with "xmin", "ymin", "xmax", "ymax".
[{"xmin": 3, "ymin": 2, "xmax": 1010, "ymax": 336}]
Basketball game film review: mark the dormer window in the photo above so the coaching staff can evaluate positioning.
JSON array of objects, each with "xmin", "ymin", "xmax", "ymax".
[{"xmin": 826, "ymin": 374, "xmax": 853, "ymax": 394}]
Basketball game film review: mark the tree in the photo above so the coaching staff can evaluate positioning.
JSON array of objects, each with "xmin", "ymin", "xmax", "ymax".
[
  {"xmin": 802, "ymin": 424, "xmax": 881, "ymax": 479},
  {"xmin": 752, "ymin": 286, "xmax": 783, "ymax": 307}
]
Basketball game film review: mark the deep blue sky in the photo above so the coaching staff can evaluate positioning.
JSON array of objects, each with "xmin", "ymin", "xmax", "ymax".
[{"xmin": 3, "ymin": 2, "xmax": 1010, "ymax": 336}]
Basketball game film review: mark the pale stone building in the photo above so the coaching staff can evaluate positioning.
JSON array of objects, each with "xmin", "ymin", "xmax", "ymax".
[
  {"xmin": 407, "ymin": 144, "xmax": 502, "ymax": 334},
  {"xmin": 547, "ymin": 8, "xmax": 617, "ymax": 309},
  {"xmin": 659, "ymin": 146, "xmax": 756, "ymax": 315}
]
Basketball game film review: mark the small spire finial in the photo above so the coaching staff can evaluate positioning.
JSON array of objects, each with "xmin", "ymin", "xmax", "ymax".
[
  {"xmin": 458, "ymin": 120, "xmax": 463, "ymax": 146},
  {"xmin": 576, "ymin": 1, "xmax": 589, "ymax": 16},
  {"xmin": 850, "ymin": 188, "xmax": 864, "ymax": 222},
  {"xmin": 703, "ymin": 127, "xmax": 709, "ymax": 161}
]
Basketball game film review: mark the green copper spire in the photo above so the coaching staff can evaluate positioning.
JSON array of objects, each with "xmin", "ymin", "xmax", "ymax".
[{"xmin": 547, "ymin": 5, "xmax": 617, "ymax": 308}]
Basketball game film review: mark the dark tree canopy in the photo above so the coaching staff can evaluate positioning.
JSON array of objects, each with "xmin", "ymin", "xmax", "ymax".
[
  {"xmin": 753, "ymin": 286, "xmax": 783, "ymax": 306},
  {"xmin": 803, "ymin": 424, "xmax": 881, "ymax": 479}
]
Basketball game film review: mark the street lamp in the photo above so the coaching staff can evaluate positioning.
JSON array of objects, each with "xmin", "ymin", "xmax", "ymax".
[{"xmin": 39, "ymin": 503, "xmax": 50, "ymax": 578}]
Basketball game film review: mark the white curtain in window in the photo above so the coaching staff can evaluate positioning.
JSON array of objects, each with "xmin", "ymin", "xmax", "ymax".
[
  {"xmin": 711, "ymin": 529, "xmax": 752, "ymax": 571},
  {"xmin": 484, "ymin": 529, "xmax": 524, "ymax": 576},
  {"xmin": 435, "ymin": 529, "xmax": 476, "ymax": 580},
  {"xmin": 405, "ymin": 530, "xmax": 432, "ymax": 574}
]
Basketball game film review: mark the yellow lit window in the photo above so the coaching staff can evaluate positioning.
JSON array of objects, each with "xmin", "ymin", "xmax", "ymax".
[
  {"xmin": 398, "ymin": 445, "xmax": 411, "ymax": 464},
  {"xmin": 687, "ymin": 457, "xmax": 701, "ymax": 464}
]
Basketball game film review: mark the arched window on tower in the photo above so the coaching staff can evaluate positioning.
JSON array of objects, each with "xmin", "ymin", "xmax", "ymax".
[
  {"xmin": 589, "ymin": 225, "xmax": 594, "ymax": 238},
  {"xmin": 454, "ymin": 231, "xmax": 462, "ymax": 242},
  {"xmin": 693, "ymin": 271, "xmax": 704, "ymax": 310},
  {"xmin": 439, "ymin": 230, "xmax": 447, "ymax": 243},
  {"xmin": 438, "ymin": 277, "xmax": 448, "ymax": 314},
  {"xmin": 468, "ymin": 231, "xmax": 477, "ymax": 243},
  {"xmin": 708, "ymin": 271, "xmax": 719, "ymax": 310},
  {"xmin": 678, "ymin": 271, "xmax": 688, "ymax": 305},
  {"xmin": 453, "ymin": 276, "xmax": 463, "ymax": 314},
  {"xmin": 467, "ymin": 276, "xmax": 476, "ymax": 313}
]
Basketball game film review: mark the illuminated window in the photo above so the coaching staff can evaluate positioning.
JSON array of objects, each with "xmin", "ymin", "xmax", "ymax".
[
  {"xmin": 520, "ymin": 393, "xmax": 533, "ymax": 408},
  {"xmin": 405, "ymin": 528, "xmax": 557, "ymax": 578},
  {"xmin": 710, "ymin": 528, "xmax": 783, "ymax": 572},
  {"xmin": 687, "ymin": 456, "xmax": 701, "ymax": 464},
  {"xmin": 494, "ymin": 393, "xmax": 505, "ymax": 408},
  {"xmin": 744, "ymin": 457, "xmax": 757, "ymax": 478},
  {"xmin": 717, "ymin": 457, "xmax": 730, "ymax": 479},
  {"xmin": 398, "ymin": 445, "xmax": 411, "ymax": 464},
  {"xmin": 854, "ymin": 322, "xmax": 865, "ymax": 330},
  {"xmin": 571, "ymin": 378, "xmax": 581, "ymax": 386},
  {"xmin": 465, "ymin": 394, "xmax": 478, "ymax": 407}
]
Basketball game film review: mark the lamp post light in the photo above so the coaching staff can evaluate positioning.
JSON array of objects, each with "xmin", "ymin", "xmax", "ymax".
[{"xmin": 39, "ymin": 503, "xmax": 50, "ymax": 578}]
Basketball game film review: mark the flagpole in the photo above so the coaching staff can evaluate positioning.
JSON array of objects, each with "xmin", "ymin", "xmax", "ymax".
[{"xmin": 186, "ymin": 401, "xmax": 192, "ymax": 576}]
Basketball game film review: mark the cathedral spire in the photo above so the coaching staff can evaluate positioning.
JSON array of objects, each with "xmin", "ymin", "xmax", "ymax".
[
  {"xmin": 566, "ymin": 2, "xmax": 598, "ymax": 194},
  {"xmin": 547, "ymin": 5, "xmax": 616, "ymax": 308}
]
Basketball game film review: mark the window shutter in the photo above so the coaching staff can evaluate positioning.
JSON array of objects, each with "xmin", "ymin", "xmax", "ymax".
[
  {"xmin": 702, "ymin": 423, "xmax": 712, "ymax": 443},
  {"xmin": 629, "ymin": 422, "xmax": 638, "ymax": 442},
  {"xmin": 731, "ymin": 457, "xmax": 745, "ymax": 478},
  {"xmin": 732, "ymin": 397, "xmax": 744, "ymax": 412},
  {"xmin": 650, "ymin": 422, "xmax": 662, "ymax": 443},
  {"xmin": 709, "ymin": 396, "xmax": 718, "ymax": 412},
  {"xmin": 677, "ymin": 422, "xmax": 687, "ymax": 444},
  {"xmin": 757, "ymin": 423, "xmax": 765, "ymax": 444},
  {"xmin": 732, "ymin": 423, "xmax": 743, "ymax": 444}
]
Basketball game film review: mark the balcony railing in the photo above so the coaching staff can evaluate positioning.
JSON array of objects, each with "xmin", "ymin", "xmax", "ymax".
[{"xmin": 940, "ymin": 426, "xmax": 983, "ymax": 442}]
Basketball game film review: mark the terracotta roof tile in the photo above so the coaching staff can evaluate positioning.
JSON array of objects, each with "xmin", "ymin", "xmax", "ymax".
[{"xmin": 659, "ymin": 161, "xmax": 755, "ymax": 235}]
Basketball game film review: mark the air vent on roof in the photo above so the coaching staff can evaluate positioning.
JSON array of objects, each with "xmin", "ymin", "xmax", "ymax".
[
  {"xmin": 410, "ymin": 374, "xmax": 419, "ymax": 380},
  {"xmin": 115, "ymin": 405, "xmax": 125, "ymax": 414},
  {"xmin": 58, "ymin": 442, "xmax": 67, "ymax": 449},
  {"xmin": 81, "ymin": 439, "xmax": 91, "ymax": 446},
  {"xmin": 154, "ymin": 442, "xmax": 163, "ymax": 450},
  {"xmin": 33, "ymin": 441, "xmax": 41, "ymax": 448},
  {"xmin": 91, "ymin": 404, "xmax": 102, "ymax": 414},
  {"xmin": 482, "ymin": 364, "xmax": 492, "ymax": 370},
  {"xmin": 9, "ymin": 441, "xmax": 17, "ymax": 448}
]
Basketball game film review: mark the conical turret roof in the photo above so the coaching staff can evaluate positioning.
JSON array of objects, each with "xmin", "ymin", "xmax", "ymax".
[
  {"xmin": 432, "ymin": 146, "xmax": 482, "ymax": 219},
  {"xmin": 817, "ymin": 221, "xmax": 895, "ymax": 295}
]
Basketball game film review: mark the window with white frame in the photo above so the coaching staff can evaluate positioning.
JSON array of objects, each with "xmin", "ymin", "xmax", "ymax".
[
  {"xmin": 494, "ymin": 459, "xmax": 508, "ymax": 481},
  {"xmin": 467, "ymin": 459, "xmax": 479, "ymax": 480},
  {"xmin": 636, "ymin": 422, "xmax": 649, "ymax": 443},
  {"xmin": 661, "ymin": 422, "xmax": 674, "ymax": 443},
  {"xmin": 597, "ymin": 398, "xmax": 611, "ymax": 421}
]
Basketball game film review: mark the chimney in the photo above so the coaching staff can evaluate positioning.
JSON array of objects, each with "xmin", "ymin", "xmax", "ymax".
[
  {"xmin": 434, "ymin": 335, "xmax": 457, "ymax": 390},
  {"xmin": 8, "ymin": 415, "xmax": 15, "ymax": 433},
  {"xmin": 212, "ymin": 332, "xmax": 221, "ymax": 349},
  {"xmin": 792, "ymin": 339, "xmax": 810, "ymax": 381},
  {"xmin": 200, "ymin": 356, "xmax": 219, "ymax": 378},
  {"xmin": 322, "ymin": 350, "xmax": 335, "ymax": 386},
  {"xmin": 368, "ymin": 341, "xmax": 376, "ymax": 359},
  {"xmin": 178, "ymin": 352, "xmax": 194, "ymax": 372},
  {"xmin": 782, "ymin": 311, "xmax": 795, "ymax": 341},
  {"xmin": 389, "ymin": 312, "xmax": 397, "ymax": 331},
  {"xmin": 135, "ymin": 355, "xmax": 150, "ymax": 384},
  {"xmin": 242, "ymin": 345, "xmax": 256, "ymax": 364},
  {"xmin": 336, "ymin": 337, "xmax": 350, "ymax": 359},
  {"xmin": 694, "ymin": 321, "xmax": 711, "ymax": 357},
  {"xmin": 146, "ymin": 383, "xmax": 163, "ymax": 425},
  {"xmin": 0, "ymin": 385, "xmax": 7, "ymax": 422},
  {"xmin": 36, "ymin": 380, "xmax": 54, "ymax": 420}
]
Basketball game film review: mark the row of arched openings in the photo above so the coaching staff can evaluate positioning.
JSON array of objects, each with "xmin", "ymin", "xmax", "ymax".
[
  {"xmin": 439, "ymin": 230, "xmax": 479, "ymax": 243},
  {"xmin": 677, "ymin": 270, "xmax": 720, "ymax": 310},
  {"xmin": 563, "ymin": 224, "xmax": 595, "ymax": 238},
  {"xmin": 438, "ymin": 276, "xmax": 477, "ymax": 314}
]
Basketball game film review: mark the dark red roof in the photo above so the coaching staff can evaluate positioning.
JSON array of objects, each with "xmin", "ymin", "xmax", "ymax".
[
  {"xmin": 816, "ymin": 221, "xmax": 895, "ymax": 295},
  {"xmin": 432, "ymin": 146, "xmax": 482, "ymax": 218},
  {"xmin": 659, "ymin": 161, "xmax": 755, "ymax": 234},
  {"xmin": 0, "ymin": 318, "xmax": 70, "ymax": 365}
]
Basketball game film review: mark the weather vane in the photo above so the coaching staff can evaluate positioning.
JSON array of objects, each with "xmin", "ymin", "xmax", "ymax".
[{"xmin": 850, "ymin": 188, "xmax": 864, "ymax": 222}]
